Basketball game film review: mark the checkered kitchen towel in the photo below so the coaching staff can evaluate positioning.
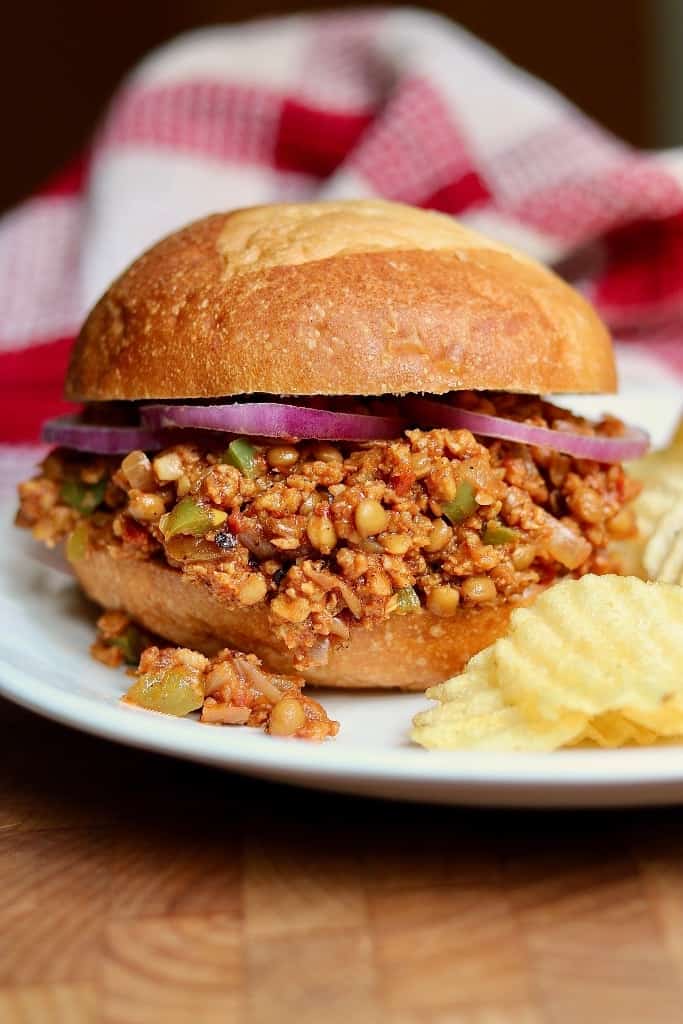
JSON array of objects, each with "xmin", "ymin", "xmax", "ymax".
[{"xmin": 2, "ymin": 8, "xmax": 683, "ymax": 492}]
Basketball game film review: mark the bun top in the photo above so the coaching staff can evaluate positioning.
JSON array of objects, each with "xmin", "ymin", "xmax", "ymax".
[{"xmin": 66, "ymin": 200, "xmax": 616, "ymax": 401}]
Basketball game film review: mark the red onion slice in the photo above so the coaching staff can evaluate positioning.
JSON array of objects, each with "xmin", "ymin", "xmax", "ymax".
[
  {"xmin": 42, "ymin": 415, "xmax": 169, "ymax": 454},
  {"xmin": 141, "ymin": 402, "xmax": 405, "ymax": 441},
  {"xmin": 404, "ymin": 398, "xmax": 649, "ymax": 463}
]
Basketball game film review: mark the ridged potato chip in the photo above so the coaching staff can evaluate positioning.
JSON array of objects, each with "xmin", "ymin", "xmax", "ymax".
[
  {"xmin": 412, "ymin": 651, "xmax": 585, "ymax": 752},
  {"xmin": 571, "ymin": 712, "xmax": 659, "ymax": 748},
  {"xmin": 412, "ymin": 575, "xmax": 683, "ymax": 752},
  {"xmin": 492, "ymin": 575, "xmax": 683, "ymax": 719},
  {"xmin": 412, "ymin": 703, "xmax": 585, "ymax": 753},
  {"xmin": 611, "ymin": 486, "xmax": 681, "ymax": 579},
  {"xmin": 643, "ymin": 496, "xmax": 683, "ymax": 584},
  {"xmin": 621, "ymin": 701, "xmax": 683, "ymax": 737},
  {"xmin": 636, "ymin": 484, "xmax": 683, "ymax": 541},
  {"xmin": 616, "ymin": 420, "xmax": 683, "ymax": 576}
]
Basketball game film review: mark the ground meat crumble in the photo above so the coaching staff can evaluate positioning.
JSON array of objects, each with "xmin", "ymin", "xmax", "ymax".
[
  {"xmin": 17, "ymin": 393, "xmax": 641, "ymax": 669},
  {"xmin": 93, "ymin": 612, "xmax": 338, "ymax": 740}
]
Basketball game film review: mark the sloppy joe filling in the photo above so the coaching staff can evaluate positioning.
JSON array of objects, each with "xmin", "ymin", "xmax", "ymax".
[
  {"xmin": 90, "ymin": 611, "xmax": 338, "ymax": 739},
  {"xmin": 17, "ymin": 393, "xmax": 640, "ymax": 669},
  {"xmin": 130, "ymin": 640, "xmax": 338, "ymax": 739}
]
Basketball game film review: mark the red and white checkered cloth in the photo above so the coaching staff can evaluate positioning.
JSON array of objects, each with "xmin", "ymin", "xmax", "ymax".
[{"xmin": 3, "ymin": 9, "xmax": 683, "ymax": 494}]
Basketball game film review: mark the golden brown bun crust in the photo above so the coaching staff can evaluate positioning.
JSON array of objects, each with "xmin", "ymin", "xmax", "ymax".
[
  {"xmin": 74, "ymin": 550, "xmax": 515, "ymax": 690},
  {"xmin": 66, "ymin": 200, "xmax": 616, "ymax": 401}
]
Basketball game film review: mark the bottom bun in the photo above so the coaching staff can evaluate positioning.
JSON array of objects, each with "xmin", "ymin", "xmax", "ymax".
[{"xmin": 74, "ymin": 550, "xmax": 521, "ymax": 690}]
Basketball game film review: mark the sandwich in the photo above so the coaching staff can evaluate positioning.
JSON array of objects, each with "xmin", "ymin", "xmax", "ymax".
[{"xmin": 16, "ymin": 199, "xmax": 646, "ymax": 690}]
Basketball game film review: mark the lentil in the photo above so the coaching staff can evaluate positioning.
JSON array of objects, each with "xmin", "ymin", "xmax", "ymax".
[
  {"xmin": 310, "ymin": 443, "xmax": 343, "ymax": 464},
  {"xmin": 426, "ymin": 585, "xmax": 461, "ymax": 616},
  {"xmin": 354, "ymin": 498, "xmax": 389, "ymax": 537},
  {"xmin": 128, "ymin": 491, "xmax": 167, "ymax": 522},
  {"xmin": 512, "ymin": 543, "xmax": 537, "ymax": 570},
  {"xmin": 269, "ymin": 696, "xmax": 307, "ymax": 736},
  {"xmin": 381, "ymin": 533, "xmax": 412, "ymax": 555},
  {"xmin": 462, "ymin": 576, "xmax": 497, "ymax": 603},
  {"xmin": 425, "ymin": 519, "xmax": 452, "ymax": 552},
  {"xmin": 306, "ymin": 509, "xmax": 337, "ymax": 554},
  {"xmin": 267, "ymin": 445, "xmax": 299, "ymax": 470}
]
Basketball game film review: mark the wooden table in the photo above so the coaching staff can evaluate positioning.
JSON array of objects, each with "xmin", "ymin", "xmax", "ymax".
[{"xmin": 2, "ymin": 695, "xmax": 683, "ymax": 1024}]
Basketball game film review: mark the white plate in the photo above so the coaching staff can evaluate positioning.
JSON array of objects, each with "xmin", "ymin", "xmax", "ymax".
[{"xmin": 2, "ymin": 389, "xmax": 683, "ymax": 808}]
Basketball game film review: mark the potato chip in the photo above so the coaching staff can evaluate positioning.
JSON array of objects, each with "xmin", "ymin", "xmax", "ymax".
[
  {"xmin": 412, "ymin": 652, "xmax": 585, "ymax": 752},
  {"xmin": 412, "ymin": 574, "xmax": 683, "ymax": 752},
  {"xmin": 643, "ymin": 496, "xmax": 683, "ymax": 583},
  {"xmin": 571, "ymin": 702, "xmax": 683, "ymax": 746},
  {"xmin": 571, "ymin": 712, "xmax": 659, "ymax": 748},
  {"xmin": 492, "ymin": 575, "xmax": 683, "ymax": 720},
  {"xmin": 622, "ymin": 700, "xmax": 683, "ymax": 737},
  {"xmin": 635, "ymin": 483, "xmax": 683, "ymax": 541},
  {"xmin": 424, "ymin": 645, "xmax": 497, "ymax": 707},
  {"xmin": 616, "ymin": 419, "xmax": 683, "ymax": 573},
  {"xmin": 611, "ymin": 486, "xmax": 679, "ymax": 580},
  {"xmin": 411, "ymin": 704, "xmax": 585, "ymax": 752}
]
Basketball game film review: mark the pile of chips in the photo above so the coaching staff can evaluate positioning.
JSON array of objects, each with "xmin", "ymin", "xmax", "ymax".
[
  {"xmin": 412, "ymin": 419, "xmax": 683, "ymax": 752},
  {"xmin": 412, "ymin": 574, "xmax": 683, "ymax": 750},
  {"xmin": 618, "ymin": 420, "xmax": 683, "ymax": 579}
]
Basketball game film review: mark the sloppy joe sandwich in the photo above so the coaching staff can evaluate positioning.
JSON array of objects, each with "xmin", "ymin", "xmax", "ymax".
[{"xmin": 16, "ymin": 200, "xmax": 647, "ymax": 690}]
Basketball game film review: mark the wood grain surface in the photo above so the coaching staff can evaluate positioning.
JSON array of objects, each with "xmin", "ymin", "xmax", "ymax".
[{"xmin": 2, "ymin": 696, "xmax": 683, "ymax": 1024}]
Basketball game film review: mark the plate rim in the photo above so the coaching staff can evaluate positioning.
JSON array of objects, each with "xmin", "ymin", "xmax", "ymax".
[{"xmin": 3, "ymin": 643, "xmax": 683, "ymax": 794}]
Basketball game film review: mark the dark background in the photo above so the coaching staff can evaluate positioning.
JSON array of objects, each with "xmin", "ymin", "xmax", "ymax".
[{"xmin": 1, "ymin": 1, "xmax": 659, "ymax": 213}]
